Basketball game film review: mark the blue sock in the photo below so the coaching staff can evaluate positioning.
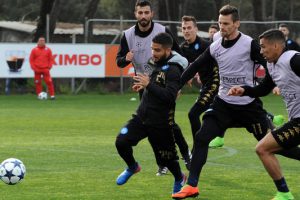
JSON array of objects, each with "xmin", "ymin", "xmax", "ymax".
[{"xmin": 274, "ymin": 177, "xmax": 289, "ymax": 192}]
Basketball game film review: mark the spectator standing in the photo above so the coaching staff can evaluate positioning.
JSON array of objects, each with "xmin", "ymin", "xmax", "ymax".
[{"xmin": 29, "ymin": 36, "xmax": 55, "ymax": 99}]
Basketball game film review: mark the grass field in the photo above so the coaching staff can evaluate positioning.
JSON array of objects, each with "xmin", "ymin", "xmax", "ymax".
[{"xmin": 0, "ymin": 93, "xmax": 298, "ymax": 200}]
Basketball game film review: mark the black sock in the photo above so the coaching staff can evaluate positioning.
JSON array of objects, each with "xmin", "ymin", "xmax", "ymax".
[
  {"xmin": 274, "ymin": 177, "xmax": 289, "ymax": 192},
  {"xmin": 187, "ymin": 177, "xmax": 198, "ymax": 187},
  {"xmin": 166, "ymin": 160, "xmax": 182, "ymax": 181},
  {"xmin": 128, "ymin": 162, "xmax": 138, "ymax": 171}
]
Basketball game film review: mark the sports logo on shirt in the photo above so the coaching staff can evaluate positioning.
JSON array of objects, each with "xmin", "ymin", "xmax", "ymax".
[
  {"xmin": 120, "ymin": 127, "xmax": 128, "ymax": 135},
  {"xmin": 162, "ymin": 65, "xmax": 169, "ymax": 71},
  {"xmin": 194, "ymin": 43, "xmax": 200, "ymax": 50},
  {"xmin": 281, "ymin": 90, "xmax": 297, "ymax": 101},
  {"xmin": 136, "ymin": 41, "xmax": 142, "ymax": 48}
]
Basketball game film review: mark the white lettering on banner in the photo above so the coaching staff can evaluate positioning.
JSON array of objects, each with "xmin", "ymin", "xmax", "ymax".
[
  {"xmin": 0, "ymin": 44, "xmax": 106, "ymax": 78},
  {"xmin": 53, "ymin": 54, "xmax": 102, "ymax": 66}
]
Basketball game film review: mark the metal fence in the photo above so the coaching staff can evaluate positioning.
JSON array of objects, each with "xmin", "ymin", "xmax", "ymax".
[
  {"xmin": 83, "ymin": 18, "xmax": 300, "ymax": 94},
  {"xmin": 4, "ymin": 18, "xmax": 300, "ymax": 94},
  {"xmin": 84, "ymin": 18, "xmax": 300, "ymax": 43}
]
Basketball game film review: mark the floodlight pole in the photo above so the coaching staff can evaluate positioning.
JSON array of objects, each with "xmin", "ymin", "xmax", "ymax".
[
  {"xmin": 120, "ymin": 15, "xmax": 124, "ymax": 95},
  {"xmin": 71, "ymin": 33, "xmax": 76, "ymax": 94}
]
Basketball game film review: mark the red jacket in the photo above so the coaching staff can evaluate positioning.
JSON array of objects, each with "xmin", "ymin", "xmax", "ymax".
[{"xmin": 29, "ymin": 46, "xmax": 53, "ymax": 72}]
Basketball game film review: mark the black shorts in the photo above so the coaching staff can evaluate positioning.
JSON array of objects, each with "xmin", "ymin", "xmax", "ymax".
[
  {"xmin": 272, "ymin": 118, "xmax": 300, "ymax": 149},
  {"xmin": 116, "ymin": 115, "xmax": 178, "ymax": 161},
  {"xmin": 203, "ymin": 96, "xmax": 270, "ymax": 141}
]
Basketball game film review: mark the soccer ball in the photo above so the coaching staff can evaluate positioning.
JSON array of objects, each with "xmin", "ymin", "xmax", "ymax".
[
  {"xmin": 0, "ymin": 158, "xmax": 26, "ymax": 185},
  {"xmin": 38, "ymin": 91, "xmax": 48, "ymax": 100}
]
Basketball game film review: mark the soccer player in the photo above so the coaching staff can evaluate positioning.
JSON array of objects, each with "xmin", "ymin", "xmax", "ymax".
[
  {"xmin": 207, "ymin": 24, "xmax": 218, "ymax": 42},
  {"xmin": 279, "ymin": 23, "xmax": 300, "ymax": 51},
  {"xmin": 228, "ymin": 29, "xmax": 299, "ymax": 200},
  {"xmin": 116, "ymin": 0, "xmax": 191, "ymax": 175},
  {"xmin": 180, "ymin": 15, "xmax": 221, "ymax": 151},
  {"xmin": 29, "ymin": 36, "xmax": 55, "ymax": 100},
  {"xmin": 172, "ymin": 5, "xmax": 300, "ymax": 199},
  {"xmin": 115, "ymin": 32, "xmax": 187, "ymax": 195}
]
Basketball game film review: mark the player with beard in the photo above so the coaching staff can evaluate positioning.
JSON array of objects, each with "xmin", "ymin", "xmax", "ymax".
[
  {"xmin": 172, "ymin": 5, "xmax": 300, "ymax": 199},
  {"xmin": 116, "ymin": 0, "xmax": 191, "ymax": 176},
  {"xmin": 115, "ymin": 32, "xmax": 187, "ymax": 195}
]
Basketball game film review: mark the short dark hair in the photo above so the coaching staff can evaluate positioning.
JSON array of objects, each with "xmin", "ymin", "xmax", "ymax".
[
  {"xmin": 219, "ymin": 4, "xmax": 239, "ymax": 22},
  {"xmin": 259, "ymin": 29, "xmax": 286, "ymax": 44},
  {"xmin": 209, "ymin": 24, "xmax": 218, "ymax": 30},
  {"xmin": 152, "ymin": 32, "xmax": 173, "ymax": 48},
  {"xmin": 135, "ymin": 0, "xmax": 152, "ymax": 10},
  {"xmin": 279, "ymin": 23, "xmax": 289, "ymax": 29},
  {"xmin": 181, "ymin": 15, "xmax": 197, "ymax": 27}
]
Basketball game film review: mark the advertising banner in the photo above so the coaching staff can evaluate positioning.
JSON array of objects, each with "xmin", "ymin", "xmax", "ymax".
[
  {"xmin": 104, "ymin": 45, "xmax": 134, "ymax": 77},
  {"xmin": 0, "ymin": 44, "xmax": 105, "ymax": 78}
]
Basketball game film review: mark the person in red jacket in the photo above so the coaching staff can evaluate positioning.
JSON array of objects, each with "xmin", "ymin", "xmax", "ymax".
[{"xmin": 29, "ymin": 36, "xmax": 55, "ymax": 99}]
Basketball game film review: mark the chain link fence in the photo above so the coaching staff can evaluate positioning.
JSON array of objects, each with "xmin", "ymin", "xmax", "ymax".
[
  {"xmin": 83, "ymin": 19, "xmax": 300, "ymax": 94},
  {"xmin": 4, "ymin": 19, "xmax": 300, "ymax": 94}
]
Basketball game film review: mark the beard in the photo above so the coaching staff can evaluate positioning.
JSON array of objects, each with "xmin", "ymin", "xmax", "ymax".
[
  {"xmin": 220, "ymin": 31, "xmax": 226, "ymax": 37},
  {"xmin": 153, "ymin": 53, "xmax": 167, "ymax": 63},
  {"xmin": 138, "ymin": 19, "xmax": 151, "ymax": 27}
]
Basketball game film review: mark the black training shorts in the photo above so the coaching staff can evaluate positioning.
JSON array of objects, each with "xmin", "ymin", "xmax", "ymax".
[{"xmin": 272, "ymin": 118, "xmax": 300, "ymax": 149}]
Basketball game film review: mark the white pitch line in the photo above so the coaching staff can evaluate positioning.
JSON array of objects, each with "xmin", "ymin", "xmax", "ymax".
[{"xmin": 207, "ymin": 146, "xmax": 238, "ymax": 161}]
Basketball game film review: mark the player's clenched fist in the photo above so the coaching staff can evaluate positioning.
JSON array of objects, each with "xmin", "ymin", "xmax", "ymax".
[{"xmin": 126, "ymin": 50, "xmax": 134, "ymax": 62}]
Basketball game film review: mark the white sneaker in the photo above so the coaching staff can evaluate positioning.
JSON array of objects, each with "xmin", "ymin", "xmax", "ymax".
[{"xmin": 156, "ymin": 166, "xmax": 168, "ymax": 176}]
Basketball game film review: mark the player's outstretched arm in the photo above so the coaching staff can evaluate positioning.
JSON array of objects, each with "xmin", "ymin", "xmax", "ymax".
[{"xmin": 181, "ymin": 48, "xmax": 213, "ymax": 87}]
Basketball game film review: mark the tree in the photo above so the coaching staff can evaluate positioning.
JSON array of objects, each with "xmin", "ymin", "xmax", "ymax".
[
  {"xmin": 33, "ymin": 0, "xmax": 61, "ymax": 42},
  {"xmin": 289, "ymin": 0, "xmax": 294, "ymax": 20},
  {"xmin": 213, "ymin": 0, "xmax": 224, "ymax": 16},
  {"xmin": 213, "ymin": 0, "xmax": 231, "ymax": 16},
  {"xmin": 181, "ymin": 0, "xmax": 191, "ymax": 17},
  {"xmin": 271, "ymin": 0, "xmax": 277, "ymax": 21},
  {"xmin": 84, "ymin": 0, "xmax": 100, "ymax": 42},
  {"xmin": 162, "ymin": 0, "xmax": 181, "ymax": 39},
  {"xmin": 49, "ymin": 0, "xmax": 61, "ymax": 40},
  {"xmin": 152, "ymin": 0, "xmax": 160, "ymax": 20},
  {"xmin": 251, "ymin": 0, "xmax": 267, "ymax": 37}
]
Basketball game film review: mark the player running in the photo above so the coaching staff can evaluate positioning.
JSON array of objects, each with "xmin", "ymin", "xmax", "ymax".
[{"xmin": 172, "ymin": 5, "xmax": 300, "ymax": 199}]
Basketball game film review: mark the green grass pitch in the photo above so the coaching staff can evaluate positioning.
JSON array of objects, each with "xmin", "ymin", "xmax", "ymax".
[{"xmin": 0, "ymin": 93, "xmax": 298, "ymax": 200}]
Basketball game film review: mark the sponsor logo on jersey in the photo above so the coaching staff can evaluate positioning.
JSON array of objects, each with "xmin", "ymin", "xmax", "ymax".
[
  {"xmin": 120, "ymin": 127, "xmax": 128, "ymax": 135},
  {"xmin": 162, "ymin": 65, "xmax": 169, "ymax": 71}
]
